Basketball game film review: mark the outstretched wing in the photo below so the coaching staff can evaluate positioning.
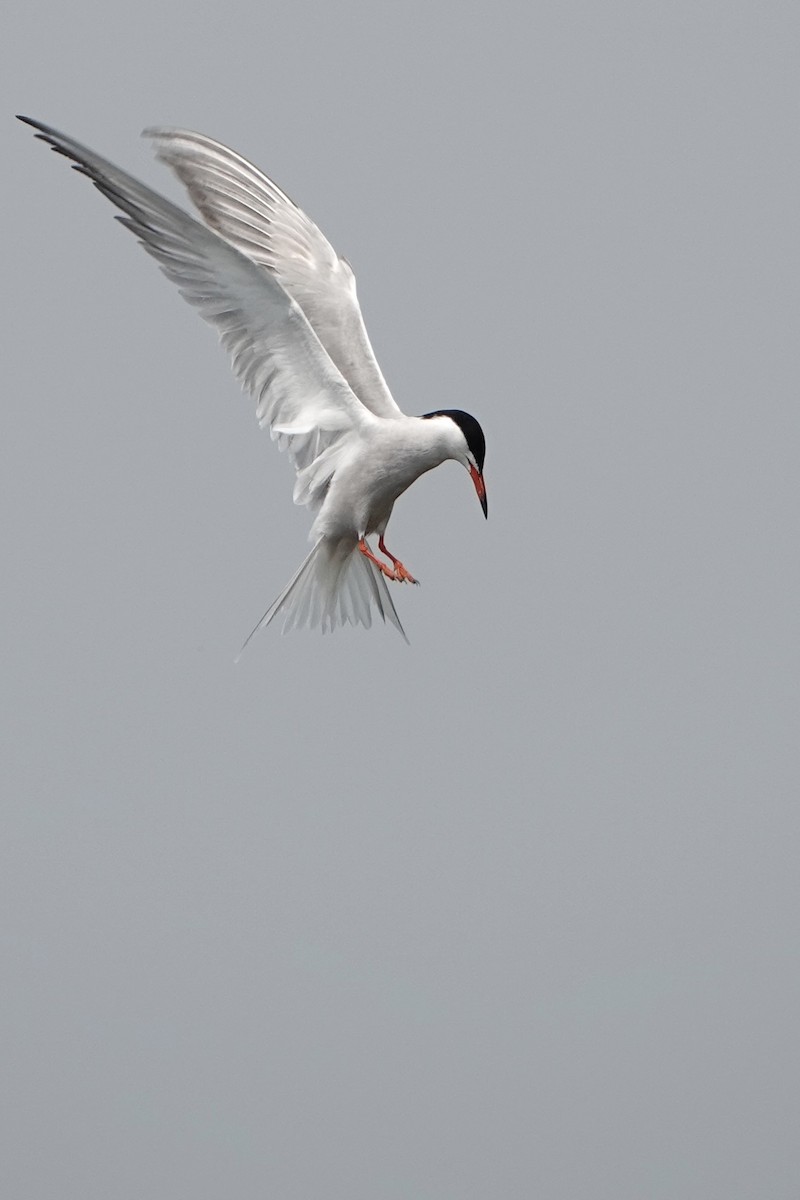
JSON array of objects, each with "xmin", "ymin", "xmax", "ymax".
[
  {"xmin": 143, "ymin": 126, "xmax": 404, "ymax": 421},
  {"xmin": 18, "ymin": 116, "xmax": 377, "ymax": 505}
]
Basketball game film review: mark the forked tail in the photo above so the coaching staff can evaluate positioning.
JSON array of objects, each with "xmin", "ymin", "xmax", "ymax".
[{"xmin": 238, "ymin": 537, "xmax": 408, "ymax": 655}]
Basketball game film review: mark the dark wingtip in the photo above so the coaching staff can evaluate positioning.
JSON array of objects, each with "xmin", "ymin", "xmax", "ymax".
[{"xmin": 17, "ymin": 115, "xmax": 62, "ymax": 152}]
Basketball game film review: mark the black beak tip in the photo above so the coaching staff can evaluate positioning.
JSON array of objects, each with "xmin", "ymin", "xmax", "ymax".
[{"xmin": 468, "ymin": 464, "xmax": 488, "ymax": 519}]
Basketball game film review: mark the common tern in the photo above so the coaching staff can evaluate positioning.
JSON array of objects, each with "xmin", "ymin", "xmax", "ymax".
[{"xmin": 19, "ymin": 116, "xmax": 487, "ymax": 644}]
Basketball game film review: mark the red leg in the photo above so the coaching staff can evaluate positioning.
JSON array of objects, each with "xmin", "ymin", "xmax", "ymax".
[
  {"xmin": 378, "ymin": 536, "xmax": 419, "ymax": 585},
  {"xmin": 358, "ymin": 538, "xmax": 398, "ymax": 579}
]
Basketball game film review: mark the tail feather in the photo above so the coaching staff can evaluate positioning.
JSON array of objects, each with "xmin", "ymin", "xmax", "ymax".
[{"xmin": 237, "ymin": 538, "xmax": 408, "ymax": 655}]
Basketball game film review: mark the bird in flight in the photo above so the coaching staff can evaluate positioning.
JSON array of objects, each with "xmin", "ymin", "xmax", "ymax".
[{"xmin": 18, "ymin": 117, "xmax": 487, "ymax": 645}]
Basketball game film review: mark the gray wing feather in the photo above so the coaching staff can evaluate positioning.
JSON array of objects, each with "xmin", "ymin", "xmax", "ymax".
[
  {"xmin": 18, "ymin": 116, "xmax": 374, "ymax": 495},
  {"xmin": 143, "ymin": 127, "xmax": 404, "ymax": 421}
]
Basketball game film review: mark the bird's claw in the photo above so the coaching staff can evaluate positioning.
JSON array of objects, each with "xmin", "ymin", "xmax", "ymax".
[
  {"xmin": 359, "ymin": 538, "xmax": 418, "ymax": 584},
  {"xmin": 392, "ymin": 563, "xmax": 419, "ymax": 585}
]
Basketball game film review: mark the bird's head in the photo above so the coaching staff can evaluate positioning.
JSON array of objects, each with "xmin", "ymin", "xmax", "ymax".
[{"xmin": 421, "ymin": 409, "xmax": 487, "ymax": 518}]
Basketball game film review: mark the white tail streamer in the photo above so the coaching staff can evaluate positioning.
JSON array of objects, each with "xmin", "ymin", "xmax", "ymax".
[{"xmin": 237, "ymin": 538, "xmax": 408, "ymax": 656}]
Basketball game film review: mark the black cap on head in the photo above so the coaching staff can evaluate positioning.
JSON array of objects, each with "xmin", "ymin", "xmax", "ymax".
[{"xmin": 421, "ymin": 409, "xmax": 486, "ymax": 473}]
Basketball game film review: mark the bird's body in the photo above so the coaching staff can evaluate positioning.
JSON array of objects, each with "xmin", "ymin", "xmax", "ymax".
[
  {"xmin": 312, "ymin": 415, "xmax": 469, "ymax": 542},
  {"xmin": 19, "ymin": 117, "xmax": 487, "ymax": 643}
]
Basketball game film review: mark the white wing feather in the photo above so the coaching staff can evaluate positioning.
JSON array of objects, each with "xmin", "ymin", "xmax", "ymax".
[
  {"xmin": 143, "ymin": 126, "xmax": 404, "ymax": 421},
  {"xmin": 20, "ymin": 118, "xmax": 376, "ymax": 505}
]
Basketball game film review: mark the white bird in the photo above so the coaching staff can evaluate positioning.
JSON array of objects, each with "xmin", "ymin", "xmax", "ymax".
[{"xmin": 18, "ymin": 116, "xmax": 487, "ymax": 645}]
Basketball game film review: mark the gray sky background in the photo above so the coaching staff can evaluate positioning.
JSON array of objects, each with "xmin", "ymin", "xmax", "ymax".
[{"xmin": 3, "ymin": 2, "xmax": 799, "ymax": 1197}]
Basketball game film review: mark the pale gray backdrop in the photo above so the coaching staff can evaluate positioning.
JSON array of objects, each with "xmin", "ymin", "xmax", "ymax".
[{"xmin": 3, "ymin": 2, "xmax": 799, "ymax": 1197}]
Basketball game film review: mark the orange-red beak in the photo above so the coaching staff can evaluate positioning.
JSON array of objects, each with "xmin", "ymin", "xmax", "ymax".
[{"xmin": 469, "ymin": 464, "xmax": 488, "ymax": 518}]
